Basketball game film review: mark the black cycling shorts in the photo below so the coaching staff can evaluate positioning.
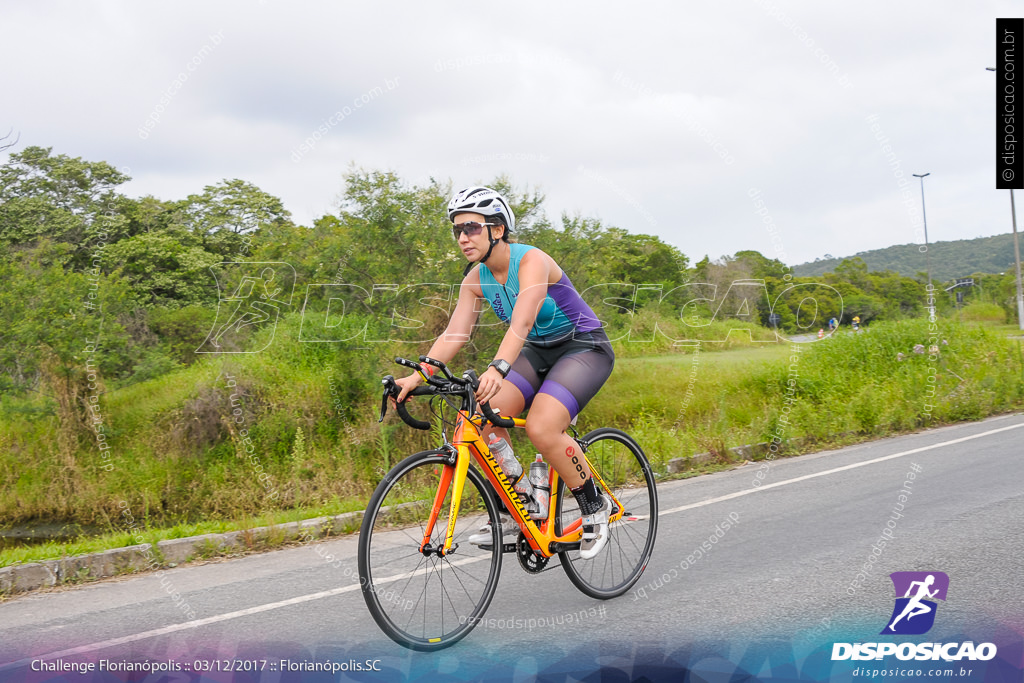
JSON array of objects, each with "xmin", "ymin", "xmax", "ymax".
[{"xmin": 505, "ymin": 329, "xmax": 614, "ymax": 419}]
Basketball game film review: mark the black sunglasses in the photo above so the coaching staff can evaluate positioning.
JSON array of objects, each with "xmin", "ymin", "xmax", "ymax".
[{"xmin": 452, "ymin": 221, "xmax": 499, "ymax": 240}]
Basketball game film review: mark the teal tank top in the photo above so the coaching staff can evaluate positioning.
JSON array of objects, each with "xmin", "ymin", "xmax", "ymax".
[{"xmin": 477, "ymin": 243, "xmax": 601, "ymax": 343}]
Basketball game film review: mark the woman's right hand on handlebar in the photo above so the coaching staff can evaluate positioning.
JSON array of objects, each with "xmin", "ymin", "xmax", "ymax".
[{"xmin": 394, "ymin": 372, "xmax": 424, "ymax": 403}]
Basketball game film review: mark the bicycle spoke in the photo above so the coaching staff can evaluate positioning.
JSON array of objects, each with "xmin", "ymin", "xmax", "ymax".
[
  {"xmin": 438, "ymin": 562, "xmax": 461, "ymax": 632},
  {"xmin": 359, "ymin": 451, "xmax": 501, "ymax": 650},
  {"xmin": 394, "ymin": 557, "xmax": 430, "ymax": 616},
  {"xmin": 399, "ymin": 567, "xmax": 432, "ymax": 633},
  {"xmin": 443, "ymin": 560, "xmax": 489, "ymax": 588},
  {"xmin": 612, "ymin": 517, "xmax": 645, "ymax": 555},
  {"xmin": 442, "ymin": 558, "xmax": 486, "ymax": 603},
  {"xmin": 556, "ymin": 429, "xmax": 658, "ymax": 599},
  {"xmin": 382, "ymin": 547, "xmax": 431, "ymax": 563}
]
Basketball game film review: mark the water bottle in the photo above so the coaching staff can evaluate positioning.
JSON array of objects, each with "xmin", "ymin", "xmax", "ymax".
[
  {"xmin": 488, "ymin": 434, "xmax": 533, "ymax": 503},
  {"xmin": 528, "ymin": 455, "xmax": 549, "ymax": 521}
]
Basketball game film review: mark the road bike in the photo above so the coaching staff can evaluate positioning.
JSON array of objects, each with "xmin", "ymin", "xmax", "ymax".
[{"xmin": 356, "ymin": 356, "xmax": 659, "ymax": 651}]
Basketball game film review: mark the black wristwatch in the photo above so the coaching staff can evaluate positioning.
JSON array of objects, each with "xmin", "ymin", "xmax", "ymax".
[{"xmin": 488, "ymin": 358, "xmax": 511, "ymax": 378}]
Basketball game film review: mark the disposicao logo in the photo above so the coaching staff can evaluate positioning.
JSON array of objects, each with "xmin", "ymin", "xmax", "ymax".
[
  {"xmin": 831, "ymin": 571, "xmax": 997, "ymax": 662},
  {"xmin": 882, "ymin": 571, "xmax": 948, "ymax": 635}
]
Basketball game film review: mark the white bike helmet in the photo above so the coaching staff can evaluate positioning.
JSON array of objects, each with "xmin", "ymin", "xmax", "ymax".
[{"xmin": 447, "ymin": 186, "xmax": 515, "ymax": 233}]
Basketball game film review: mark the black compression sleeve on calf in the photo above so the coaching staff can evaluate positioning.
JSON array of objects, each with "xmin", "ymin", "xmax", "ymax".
[{"xmin": 571, "ymin": 478, "xmax": 602, "ymax": 515}]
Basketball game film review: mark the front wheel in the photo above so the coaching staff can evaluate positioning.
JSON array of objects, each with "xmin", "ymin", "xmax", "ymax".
[
  {"xmin": 555, "ymin": 428, "xmax": 658, "ymax": 599},
  {"xmin": 357, "ymin": 450, "xmax": 502, "ymax": 651}
]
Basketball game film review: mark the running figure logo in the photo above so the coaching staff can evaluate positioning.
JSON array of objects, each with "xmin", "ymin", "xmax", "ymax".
[
  {"xmin": 197, "ymin": 262, "xmax": 295, "ymax": 354},
  {"xmin": 881, "ymin": 571, "xmax": 949, "ymax": 635}
]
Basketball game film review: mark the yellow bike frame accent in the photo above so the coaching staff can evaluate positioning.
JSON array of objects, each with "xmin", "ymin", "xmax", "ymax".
[{"xmin": 435, "ymin": 410, "xmax": 624, "ymax": 557}]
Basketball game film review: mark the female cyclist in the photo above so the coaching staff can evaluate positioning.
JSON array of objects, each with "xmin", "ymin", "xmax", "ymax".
[{"xmin": 394, "ymin": 186, "xmax": 615, "ymax": 559}]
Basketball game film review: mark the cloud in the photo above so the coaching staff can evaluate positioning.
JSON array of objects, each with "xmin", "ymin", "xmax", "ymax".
[{"xmin": 2, "ymin": 0, "xmax": 1019, "ymax": 267}]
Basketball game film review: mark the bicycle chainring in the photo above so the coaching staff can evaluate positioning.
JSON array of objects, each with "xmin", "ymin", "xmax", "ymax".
[{"xmin": 515, "ymin": 532, "xmax": 550, "ymax": 574}]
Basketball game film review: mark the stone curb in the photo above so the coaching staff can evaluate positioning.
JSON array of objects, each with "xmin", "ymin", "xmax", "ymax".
[
  {"xmin": 0, "ymin": 511, "xmax": 363, "ymax": 597},
  {"xmin": 665, "ymin": 431, "xmax": 863, "ymax": 473},
  {"xmin": 667, "ymin": 439, "xmax": 787, "ymax": 473}
]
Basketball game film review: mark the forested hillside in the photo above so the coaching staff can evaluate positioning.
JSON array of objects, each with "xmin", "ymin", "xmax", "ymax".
[{"xmin": 794, "ymin": 233, "xmax": 1020, "ymax": 282}]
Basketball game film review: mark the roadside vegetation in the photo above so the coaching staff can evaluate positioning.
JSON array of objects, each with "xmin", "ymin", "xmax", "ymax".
[
  {"xmin": 2, "ymin": 147, "xmax": 1023, "ymax": 567},
  {"xmin": 3, "ymin": 317, "xmax": 1020, "ymax": 568}
]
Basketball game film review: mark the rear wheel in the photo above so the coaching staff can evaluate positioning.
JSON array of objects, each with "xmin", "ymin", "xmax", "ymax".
[
  {"xmin": 555, "ymin": 428, "xmax": 658, "ymax": 598},
  {"xmin": 357, "ymin": 450, "xmax": 502, "ymax": 651}
]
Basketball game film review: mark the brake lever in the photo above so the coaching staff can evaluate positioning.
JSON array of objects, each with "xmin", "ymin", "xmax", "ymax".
[{"xmin": 379, "ymin": 375, "xmax": 397, "ymax": 423}]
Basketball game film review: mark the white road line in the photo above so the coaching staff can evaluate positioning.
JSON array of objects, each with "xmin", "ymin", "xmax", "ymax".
[
  {"xmin": 658, "ymin": 421, "xmax": 1024, "ymax": 516},
  {"xmin": 4, "ymin": 419, "xmax": 1021, "ymax": 669},
  {"xmin": 0, "ymin": 555, "xmax": 486, "ymax": 671}
]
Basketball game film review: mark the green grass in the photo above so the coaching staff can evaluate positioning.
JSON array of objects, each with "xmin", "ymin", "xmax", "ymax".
[
  {"xmin": 0, "ymin": 500, "xmax": 367, "ymax": 568},
  {"xmin": 1, "ymin": 317, "xmax": 1022, "ymax": 570},
  {"xmin": 959, "ymin": 302, "xmax": 1007, "ymax": 323},
  {"xmin": 621, "ymin": 344, "xmax": 792, "ymax": 368},
  {"xmin": 984, "ymin": 323, "xmax": 1024, "ymax": 337},
  {"xmin": 582, "ymin": 319, "xmax": 1024, "ymax": 473},
  {"xmin": 608, "ymin": 315, "xmax": 781, "ymax": 358}
]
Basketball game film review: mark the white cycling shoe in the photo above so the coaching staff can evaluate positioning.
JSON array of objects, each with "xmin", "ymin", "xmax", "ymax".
[
  {"xmin": 468, "ymin": 514, "xmax": 519, "ymax": 546},
  {"xmin": 579, "ymin": 494, "xmax": 612, "ymax": 560}
]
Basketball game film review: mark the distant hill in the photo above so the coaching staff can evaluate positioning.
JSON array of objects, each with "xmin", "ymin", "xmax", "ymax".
[{"xmin": 792, "ymin": 233, "xmax": 1021, "ymax": 282}]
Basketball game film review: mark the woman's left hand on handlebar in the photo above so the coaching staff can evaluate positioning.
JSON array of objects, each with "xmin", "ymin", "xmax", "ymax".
[
  {"xmin": 475, "ymin": 366, "xmax": 504, "ymax": 404},
  {"xmin": 394, "ymin": 372, "xmax": 423, "ymax": 403}
]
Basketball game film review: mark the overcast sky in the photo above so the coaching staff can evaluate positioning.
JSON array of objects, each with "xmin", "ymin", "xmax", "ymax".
[{"xmin": 3, "ymin": 1, "xmax": 1019, "ymax": 267}]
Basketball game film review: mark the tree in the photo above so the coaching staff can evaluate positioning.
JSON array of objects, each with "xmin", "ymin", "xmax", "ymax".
[
  {"xmin": 98, "ymin": 183, "xmax": 292, "ymax": 307},
  {"xmin": 0, "ymin": 128, "xmax": 18, "ymax": 152},
  {"xmin": 178, "ymin": 179, "xmax": 292, "ymax": 257},
  {"xmin": 0, "ymin": 146, "xmax": 130, "ymax": 257},
  {"xmin": 519, "ymin": 213, "xmax": 599, "ymax": 287},
  {"xmin": 841, "ymin": 292, "xmax": 886, "ymax": 324},
  {"xmin": 0, "ymin": 241, "xmax": 135, "ymax": 463},
  {"xmin": 331, "ymin": 170, "xmax": 454, "ymax": 288},
  {"xmin": 833, "ymin": 257, "xmax": 871, "ymax": 290},
  {"xmin": 733, "ymin": 250, "xmax": 790, "ymax": 281},
  {"xmin": 594, "ymin": 228, "xmax": 687, "ymax": 288},
  {"xmin": 121, "ymin": 195, "xmax": 178, "ymax": 235},
  {"xmin": 101, "ymin": 227, "xmax": 223, "ymax": 307}
]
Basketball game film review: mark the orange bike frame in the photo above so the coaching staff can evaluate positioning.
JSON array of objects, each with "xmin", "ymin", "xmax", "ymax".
[{"xmin": 425, "ymin": 409, "xmax": 624, "ymax": 557}]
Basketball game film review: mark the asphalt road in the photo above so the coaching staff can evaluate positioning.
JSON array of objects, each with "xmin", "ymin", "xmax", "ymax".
[{"xmin": 1, "ymin": 414, "xmax": 1022, "ymax": 681}]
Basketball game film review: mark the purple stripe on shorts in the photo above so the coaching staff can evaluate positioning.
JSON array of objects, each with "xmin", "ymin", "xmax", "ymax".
[
  {"xmin": 507, "ymin": 369, "xmax": 536, "ymax": 406},
  {"xmin": 539, "ymin": 379, "xmax": 580, "ymax": 419}
]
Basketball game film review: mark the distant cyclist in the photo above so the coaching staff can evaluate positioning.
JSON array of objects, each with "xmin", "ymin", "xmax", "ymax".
[
  {"xmin": 394, "ymin": 187, "xmax": 615, "ymax": 559},
  {"xmin": 852, "ymin": 315, "xmax": 861, "ymax": 331},
  {"xmin": 828, "ymin": 317, "xmax": 837, "ymax": 332}
]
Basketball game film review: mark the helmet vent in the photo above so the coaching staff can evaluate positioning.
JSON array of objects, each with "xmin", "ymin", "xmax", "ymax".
[{"xmin": 447, "ymin": 186, "xmax": 515, "ymax": 232}]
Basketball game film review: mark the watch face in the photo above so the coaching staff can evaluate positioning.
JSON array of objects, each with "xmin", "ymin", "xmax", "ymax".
[{"xmin": 492, "ymin": 359, "xmax": 510, "ymax": 376}]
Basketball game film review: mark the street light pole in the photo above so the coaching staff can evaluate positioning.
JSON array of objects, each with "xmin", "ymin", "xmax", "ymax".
[
  {"xmin": 988, "ymin": 66, "xmax": 1024, "ymax": 330},
  {"xmin": 913, "ymin": 172, "xmax": 932, "ymax": 313},
  {"xmin": 1010, "ymin": 189, "xmax": 1024, "ymax": 330}
]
